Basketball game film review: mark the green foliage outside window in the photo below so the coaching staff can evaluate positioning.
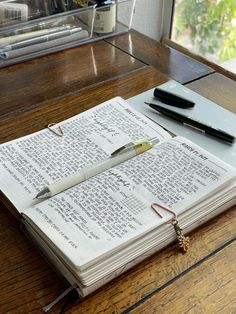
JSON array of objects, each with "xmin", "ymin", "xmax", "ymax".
[{"xmin": 173, "ymin": 0, "xmax": 236, "ymax": 62}]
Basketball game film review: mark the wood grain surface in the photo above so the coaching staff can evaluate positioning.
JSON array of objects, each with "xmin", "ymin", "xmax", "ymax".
[
  {"xmin": 105, "ymin": 30, "xmax": 214, "ymax": 84},
  {"xmin": 187, "ymin": 73, "xmax": 236, "ymax": 113},
  {"xmin": 0, "ymin": 204, "xmax": 67, "ymax": 313},
  {"xmin": 162, "ymin": 38, "xmax": 236, "ymax": 82},
  {"xmin": 0, "ymin": 40, "xmax": 146, "ymax": 119},
  {"xmin": 127, "ymin": 240, "xmax": 236, "ymax": 314},
  {"xmin": 0, "ymin": 66, "xmax": 167, "ymax": 144}
]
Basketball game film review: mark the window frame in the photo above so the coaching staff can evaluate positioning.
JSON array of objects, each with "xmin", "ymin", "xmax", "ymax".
[{"xmin": 160, "ymin": 0, "xmax": 175, "ymax": 39}]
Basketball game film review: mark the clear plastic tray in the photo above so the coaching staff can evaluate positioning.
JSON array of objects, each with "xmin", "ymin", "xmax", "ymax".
[{"xmin": 0, "ymin": 0, "xmax": 136, "ymax": 67}]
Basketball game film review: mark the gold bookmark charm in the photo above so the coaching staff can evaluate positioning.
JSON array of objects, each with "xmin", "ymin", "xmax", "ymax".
[
  {"xmin": 172, "ymin": 219, "xmax": 190, "ymax": 253},
  {"xmin": 151, "ymin": 203, "xmax": 190, "ymax": 253}
]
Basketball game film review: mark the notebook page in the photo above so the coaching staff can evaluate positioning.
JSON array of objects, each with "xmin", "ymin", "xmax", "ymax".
[
  {"xmin": 0, "ymin": 97, "xmax": 170, "ymax": 212},
  {"xmin": 23, "ymin": 137, "xmax": 236, "ymax": 270}
]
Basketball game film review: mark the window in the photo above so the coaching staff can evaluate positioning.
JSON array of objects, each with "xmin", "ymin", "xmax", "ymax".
[
  {"xmin": 171, "ymin": 0, "xmax": 236, "ymax": 74},
  {"xmin": 132, "ymin": 0, "xmax": 236, "ymax": 74},
  {"xmin": 132, "ymin": 0, "xmax": 174, "ymax": 41}
]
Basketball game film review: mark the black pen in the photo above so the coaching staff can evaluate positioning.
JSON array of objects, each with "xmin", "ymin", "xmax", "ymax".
[
  {"xmin": 154, "ymin": 88, "xmax": 195, "ymax": 108},
  {"xmin": 145, "ymin": 102, "xmax": 235, "ymax": 144}
]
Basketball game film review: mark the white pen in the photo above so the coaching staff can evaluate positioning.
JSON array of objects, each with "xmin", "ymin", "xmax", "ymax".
[
  {"xmin": 0, "ymin": 26, "xmax": 72, "ymax": 48},
  {"xmin": 35, "ymin": 138, "xmax": 159, "ymax": 199},
  {"xmin": 1, "ymin": 27, "xmax": 82, "ymax": 51}
]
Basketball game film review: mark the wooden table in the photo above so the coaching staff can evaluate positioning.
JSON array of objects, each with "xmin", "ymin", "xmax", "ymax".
[{"xmin": 0, "ymin": 30, "xmax": 235, "ymax": 314}]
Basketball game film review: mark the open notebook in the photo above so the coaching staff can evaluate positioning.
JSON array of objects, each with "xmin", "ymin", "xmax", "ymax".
[{"xmin": 1, "ymin": 97, "xmax": 236, "ymax": 302}]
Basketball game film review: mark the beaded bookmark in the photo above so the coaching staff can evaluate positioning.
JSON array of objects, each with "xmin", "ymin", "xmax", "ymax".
[{"xmin": 151, "ymin": 203, "xmax": 190, "ymax": 253}]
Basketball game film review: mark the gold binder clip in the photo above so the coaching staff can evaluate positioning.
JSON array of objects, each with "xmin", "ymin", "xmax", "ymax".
[
  {"xmin": 47, "ymin": 123, "xmax": 64, "ymax": 137},
  {"xmin": 151, "ymin": 203, "xmax": 190, "ymax": 253}
]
